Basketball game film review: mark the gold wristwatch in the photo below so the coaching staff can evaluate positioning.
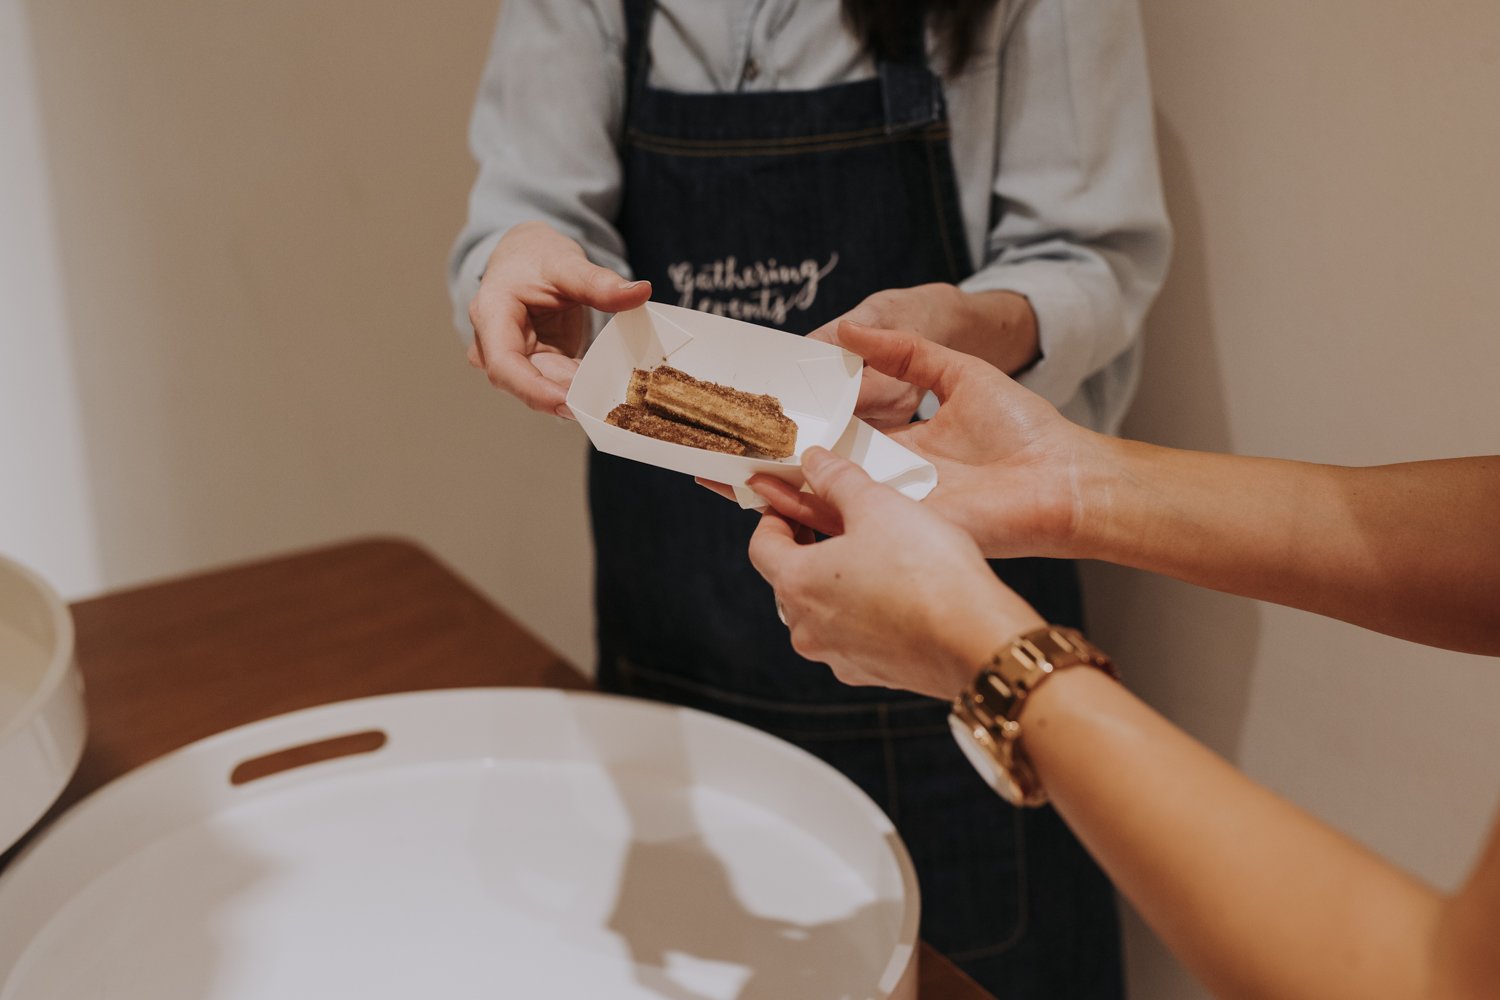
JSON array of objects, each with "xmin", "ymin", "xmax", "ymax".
[{"xmin": 948, "ymin": 626, "xmax": 1117, "ymax": 807}]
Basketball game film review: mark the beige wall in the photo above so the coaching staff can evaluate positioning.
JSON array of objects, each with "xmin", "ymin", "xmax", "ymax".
[
  {"xmin": 1106, "ymin": 2, "xmax": 1500, "ymax": 995},
  {"xmin": 0, "ymin": 0, "xmax": 100, "ymax": 595},
  {"xmin": 7, "ymin": 2, "xmax": 1499, "ymax": 998},
  {"xmin": 16, "ymin": 0, "xmax": 600, "ymax": 670}
]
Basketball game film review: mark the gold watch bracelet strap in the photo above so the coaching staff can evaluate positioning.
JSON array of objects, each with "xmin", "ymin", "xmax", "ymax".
[{"xmin": 953, "ymin": 626, "xmax": 1118, "ymax": 807}]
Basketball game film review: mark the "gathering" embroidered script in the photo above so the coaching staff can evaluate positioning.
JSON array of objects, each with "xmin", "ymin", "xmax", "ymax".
[{"xmin": 666, "ymin": 253, "xmax": 840, "ymax": 325}]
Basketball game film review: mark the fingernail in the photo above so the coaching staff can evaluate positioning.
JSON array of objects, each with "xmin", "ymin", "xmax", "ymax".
[
  {"xmin": 554, "ymin": 403, "xmax": 575, "ymax": 420},
  {"xmin": 618, "ymin": 279, "xmax": 646, "ymax": 291}
]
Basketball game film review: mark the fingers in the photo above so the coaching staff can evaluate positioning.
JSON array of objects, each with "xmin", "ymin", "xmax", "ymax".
[
  {"xmin": 853, "ymin": 368, "xmax": 923, "ymax": 429},
  {"xmin": 531, "ymin": 353, "xmax": 579, "ymax": 418},
  {"xmin": 468, "ymin": 225, "xmax": 641, "ymax": 413},
  {"xmin": 494, "ymin": 222, "xmax": 652, "ymax": 313},
  {"xmin": 465, "ymin": 290, "xmax": 555, "ymax": 404},
  {"xmin": 469, "ymin": 342, "xmax": 568, "ymax": 412},
  {"xmin": 836, "ymin": 320, "xmax": 973, "ymax": 403},
  {"xmin": 746, "ymin": 509, "xmax": 803, "ymax": 588},
  {"xmin": 747, "ymin": 475, "xmax": 844, "ymax": 537},
  {"xmin": 698, "ymin": 476, "xmax": 842, "ymax": 542},
  {"xmin": 472, "ymin": 350, "xmax": 565, "ymax": 412},
  {"xmin": 469, "ymin": 294, "xmax": 579, "ymax": 414},
  {"xmin": 549, "ymin": 254, "xmax": 652, "ymax": 313},
  {"xmin": 799, "ymin": 447, "xmax": 889, "ymax": 525},
  {"xmin": 473, "ymin": 347, "xmax": 568, "ymax": 416}
]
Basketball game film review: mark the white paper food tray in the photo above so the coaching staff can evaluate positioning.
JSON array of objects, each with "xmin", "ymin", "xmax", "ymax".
[
  {"xmin": 0, "ymin": 689, "xmax": 919, "ymax": 1000},
  {"xmin": 568, "ymin": 302, "xmax": 937, "ymax": 508}
]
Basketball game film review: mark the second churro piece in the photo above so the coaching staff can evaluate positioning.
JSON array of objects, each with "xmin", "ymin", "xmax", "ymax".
[
  {"xmin": 606, "ymin": 404, "xmax": 747, "ymax": 455},
  {"xmin": 646, "ymin": 366, "xmax": 798, "ymax": 458}
]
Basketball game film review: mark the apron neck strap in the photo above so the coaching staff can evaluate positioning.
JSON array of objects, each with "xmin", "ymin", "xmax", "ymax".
[
  {"xmin": 622, "ymin": 0, "xmax": 944, "ymax": 132},
  {"xmin": 623, "ymin": 0, "xmax": 656, "ymax": 119},
  {"xmin": 880, "ymin": 6, "xmax": 943, "ymax": 132}
]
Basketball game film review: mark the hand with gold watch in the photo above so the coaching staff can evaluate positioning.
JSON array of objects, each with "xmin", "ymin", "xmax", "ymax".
[
  {"xmin": 746, "ymin": 436, "xmax": 1500, "ymax": 1000},
  {"xmin": 747, "ymin": 445, "xmax": 1049, "ymax": 704}
]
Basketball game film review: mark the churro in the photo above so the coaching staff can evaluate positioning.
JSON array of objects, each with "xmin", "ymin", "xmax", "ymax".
[
  {"xmin": 605, "ymin": 404, "xmax": 747, "ymax": 455},
  {"xmin": 644, "ymin": 366, "xmax": 797, "ymax": 458}
]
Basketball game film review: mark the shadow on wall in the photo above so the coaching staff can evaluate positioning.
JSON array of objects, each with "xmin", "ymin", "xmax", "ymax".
[
  {"xmin": 1082, "ymin": 112, "xmax": 1263, "ymax": 1000},
  {"xmin": 1086, "ymin": 112, "xmax": 1263, "ymax": 758}
]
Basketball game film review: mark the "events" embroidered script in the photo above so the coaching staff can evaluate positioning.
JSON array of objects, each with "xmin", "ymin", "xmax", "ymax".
[{"xmin": 666, "ymin": 253, "xmax": 840, "ymax": 325}]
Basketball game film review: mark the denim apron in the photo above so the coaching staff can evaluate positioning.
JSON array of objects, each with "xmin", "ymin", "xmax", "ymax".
[{"xmin": 590, "ymin": 3, "xmax": 1121, "ymax": 995}]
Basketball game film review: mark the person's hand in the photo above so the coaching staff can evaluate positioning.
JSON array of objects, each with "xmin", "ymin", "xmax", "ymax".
[
  {"xmin": 747, "ymin": 447, "xmax": 1045, "ymax": 700},
  {"xmin": 806, "ymin": 284, "xmax": 967, "ymax": 429},
  {"xmin": 751, "ymin": 321, "xmax": 1109, "ymax": 559},
  {"xmin": 466, "ymin": 221, "xmax": 652, "ymax": 417},
  {"xmin": 807, "ymin": 284, "xmax": 1040, "ymax": 429}
]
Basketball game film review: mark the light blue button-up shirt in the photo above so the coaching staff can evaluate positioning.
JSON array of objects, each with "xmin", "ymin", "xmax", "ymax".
[{"xmin": 450, "ymin": 0, "xmax": 1172, "ymax": 434}]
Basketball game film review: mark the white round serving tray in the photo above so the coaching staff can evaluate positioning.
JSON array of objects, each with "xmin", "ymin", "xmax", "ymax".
[
  {"xmin": 0, "ymin": 689, "xmax": 918, "ymax": 1000},
  {"xmin": 0, "ymin": 554, "xmax": 86, "ymax": 854}
]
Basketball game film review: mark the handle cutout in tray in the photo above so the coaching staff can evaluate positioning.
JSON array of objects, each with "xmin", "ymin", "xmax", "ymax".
[{"xmin": 230, "ymin": 729, "xmax": 388, "ymax": 786}]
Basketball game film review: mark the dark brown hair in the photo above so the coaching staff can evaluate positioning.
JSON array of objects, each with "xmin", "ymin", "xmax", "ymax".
[{"xmin": 843, "ymin": 0, "xmax": 1001, "ymax": 76}]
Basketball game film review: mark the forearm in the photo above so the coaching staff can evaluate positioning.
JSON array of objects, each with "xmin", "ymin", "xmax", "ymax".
[
  {"xmin": 1019, "ymin": 667, "xmax": 1442, "ymax": 1000},
  {"xmin": 1073, "ymin": 444, "xmax": 1500, "ymax": 654},
  {"xmin": 917, "ymin": 284, "xmax": 1040, "ymax": 376}
]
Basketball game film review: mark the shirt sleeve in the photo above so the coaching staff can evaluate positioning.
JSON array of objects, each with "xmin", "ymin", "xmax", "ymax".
[
  {"xmin": 959, "ymin": 0, "xmax": 1172, "ymax": 433},
  {"xmin": 446, "ymin": 0, "xmax": 632, "ymax": 336}
]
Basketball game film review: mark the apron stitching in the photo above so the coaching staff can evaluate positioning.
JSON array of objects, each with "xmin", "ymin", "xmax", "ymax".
[
  {"xmin": 628, "ymin": 131, "xmax": 951, "ymax": 159},
  {"xmin": 924, "ymin": 133, "xmax": 962, "ymax": 281},
  {"xmin": 627, "ymin": 123, "xmax": 892, "ymax": 148}
]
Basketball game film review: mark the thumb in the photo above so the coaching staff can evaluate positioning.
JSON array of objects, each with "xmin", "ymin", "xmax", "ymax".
[
  {"xmin": 800, "ymin": 447, "xmax": 888, "ymax": 525},
  {"xmin": 837, "ymin": 320, "xmax": 968, "ymax": 403},
  {"xmin": 550, "ymin": 254, "xmax": 652, "ymax": 312}
]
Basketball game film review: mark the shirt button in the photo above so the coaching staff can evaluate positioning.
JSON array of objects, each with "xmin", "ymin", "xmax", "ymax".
[{"xmin": 743, "ymin": 57, "xmax": 761, "ymax": 83}]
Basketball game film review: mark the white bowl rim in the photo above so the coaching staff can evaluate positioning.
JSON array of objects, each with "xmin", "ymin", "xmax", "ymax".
[{"xmin": 0, "ymin": 553, "xmax": 77, "ymax": 744}]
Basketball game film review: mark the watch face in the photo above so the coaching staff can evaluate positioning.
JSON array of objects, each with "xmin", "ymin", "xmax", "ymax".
[{"xmin": 948, "ymin": 714, "xmax": 1025, "ymax": 805}]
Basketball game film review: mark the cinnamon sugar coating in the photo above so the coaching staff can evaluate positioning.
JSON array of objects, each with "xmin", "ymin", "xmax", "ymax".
[
  {"xmin": 644, "ymin": 366, "xmax": 797, "ymax": 458},
  {"xmin": 605, "ymin": 404, "xmax": 747, "ymax": 455}
]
